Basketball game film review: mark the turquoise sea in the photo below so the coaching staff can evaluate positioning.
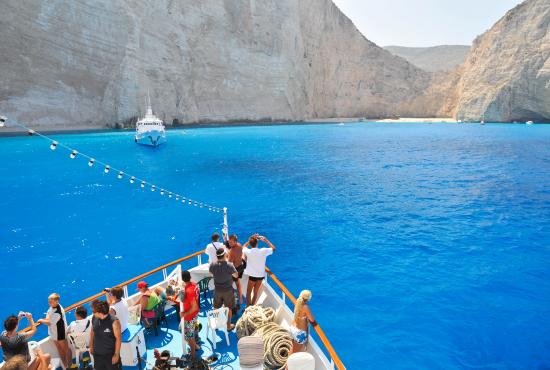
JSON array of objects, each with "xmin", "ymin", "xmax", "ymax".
[{"xmin": 1, "ymin": 122, "xmax": 549, "ymax": 369}]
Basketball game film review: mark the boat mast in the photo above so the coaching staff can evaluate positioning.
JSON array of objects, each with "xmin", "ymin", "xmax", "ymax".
[{"xmin": 146, "ymin": 90, "xmax": 152, "ymax": 116}]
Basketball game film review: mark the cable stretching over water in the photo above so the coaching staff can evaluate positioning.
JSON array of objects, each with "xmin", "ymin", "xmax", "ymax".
[{"xmin": 2, "ymin": 119, "xmax": 225, "ymax": 214}]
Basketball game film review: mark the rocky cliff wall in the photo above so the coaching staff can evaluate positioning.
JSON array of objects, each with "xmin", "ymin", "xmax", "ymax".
[
  {"xmin": 454, "ymin": 0, "xmax": 550, "ymax": 122},
  {"xmin": 384, "ymin": 45, "xmax": 470, "ymax": 73},
  {"xmin": 0, "ymin": 0, "xmax": 434, "ymax": 128}
]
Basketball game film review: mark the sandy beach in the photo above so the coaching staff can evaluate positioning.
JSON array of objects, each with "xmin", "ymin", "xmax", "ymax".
[
  {"xmin": 375, "ymin": 117, "xmax": 457, "ymax": 123},
  {"xmin": 0, "ymin": 117, "xmax": 463, "ymax": 137}
]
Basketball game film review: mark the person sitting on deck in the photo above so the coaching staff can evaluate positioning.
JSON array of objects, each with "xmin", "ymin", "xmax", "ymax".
[
  {"xmin": 66, "ymin": 305, "xmax": 91, "ymax": 340},
  {"xmin": 131, "ymin": 281, "xmax": 160, "ymax": 328},
  {"xmin": 0, "ymin": 313, "xmax": 51, "ymax": 370},
  {"xmin": 179, "ymin": 270, "xmax": 200, "ymax": 361},
  {"xmin": 204, "ymin": 232, "xmax": 226, "ymax": 264},
  {"xmin": 3, "ymin": 355, "xmax": 30, "ymax": 370},
  {"xmin": 209, "ymin": 248, "xmax": 238, "ymax": 331},
  {"xmin": 226, "ymin": 234, "xmax": 245, "ymax": 307},
  {"xmin": 66, "ymin": 306, "xmax": 91, "ymax": 367},
  {"xmin": 242, "ymin": 234, "xmax": 276, "ymax": 306},
  {"xmin": 36, "ymin": 293, "xmax": 71, "ymax": 368},
  {"xmin": 105, "ymin": 287, "xmax": 128, "ymax": 333},
  {"xmin": 289, "ymin": 290, "xmax": 316, "ymax": 355}
]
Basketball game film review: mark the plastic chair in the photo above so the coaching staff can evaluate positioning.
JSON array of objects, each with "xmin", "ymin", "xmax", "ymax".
[
  {"xmin": 197, "ymin": 277, "xmax": 212, "ymax": 307},
  {"xmin": 287, "ymin": 352, "xmax": 315, "ymax": 370},
  {"xmin": 238, "ymin": 336, "xmax": 264, "ymax": 370},
  {"xmin": 68, "ymin": 331, "xmax": 93, "ymax": 368},
  {"xmin": 206, "ymin": 307, "xmax": 230, "ymax": 350}
]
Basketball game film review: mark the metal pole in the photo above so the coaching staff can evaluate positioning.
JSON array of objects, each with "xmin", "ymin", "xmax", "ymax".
[{"xmin": 222, "ymin": 207, "xmax": 228, "ymax": 240}]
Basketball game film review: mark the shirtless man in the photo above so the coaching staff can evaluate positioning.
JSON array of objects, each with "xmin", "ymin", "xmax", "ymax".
[{"xmin": 226, "ymin": 234, "xmax": 245, "ymax": 306}]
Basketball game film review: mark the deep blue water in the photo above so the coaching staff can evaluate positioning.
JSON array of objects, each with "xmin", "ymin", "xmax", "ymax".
[{"xmin": 1, "ymin": 123, "xmax": 550, "ymax": 369}]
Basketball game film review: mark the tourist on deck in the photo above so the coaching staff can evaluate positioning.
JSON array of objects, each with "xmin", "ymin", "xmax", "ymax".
[
  {"xmin": 66, "ymin": 305, "xmax": 91, "ymax": 339},
  {"xmin": 165, "ymin": 279, "xmax": 184, "ymax": 318},
  {"xmin": 226, "ymin": 234, "xmax": 245, "ymax": 306},
  {"xmin": 1, "ymin": 313, "xmax": 51, "ymax": 370},
  {"xmin": 105, "ymin": 287, "xmax": 128, "ymax": 333},
  {"xmin": 66, "ymin": 306, "xmax": 91, "ymax": 367},
  {"xmin": 36, "ymin": 293, "xmax": 71, "ymax": 368},
  {"xmin": 243, "ymin": 234, "xmax": 276, "ymax": 306},
  {"xmin": 289, "ymin": 290, "xmax": 316, "ymax": 355},
  {"xmin": 89, "ymin": 300, "xmax": 121, "ymax": 370},
  {"xmin": 131, "ymin": 281, "xmax": 160, "ymax": 328},
  {"xmin": 204, "ymin": 232, "xmax": 226, "ymax": 264},
  {"xmin": 209, "ymin": 249, "xmax": 238, "ymax": 331},
  {"xmin": 179, "ymin": 270, "xmax": 200, "ymax": 361},
  {"xmin": 3, "ymin": 355, "xmax": 29, "ymax": 370}
]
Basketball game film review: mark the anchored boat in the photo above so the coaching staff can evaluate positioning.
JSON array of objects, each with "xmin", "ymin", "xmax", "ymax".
[{"xmin": 135, "ymin": 98, "xmax": 166, "ymax": 147}]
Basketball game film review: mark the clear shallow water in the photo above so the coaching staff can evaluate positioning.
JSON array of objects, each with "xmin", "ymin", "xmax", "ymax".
[{"xmin": 1, "ymin": 123, "xmax": 550, "ymax": 369}]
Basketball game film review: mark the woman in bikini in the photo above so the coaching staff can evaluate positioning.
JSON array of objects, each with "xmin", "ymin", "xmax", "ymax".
[{"xmin": 289, "ymin": 290, "xmax": 316, "ymax": 354}]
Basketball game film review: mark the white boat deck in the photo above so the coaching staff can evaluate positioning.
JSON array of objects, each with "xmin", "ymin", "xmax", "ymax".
[{"xmin": 6, "ymin": 260, "xmax": 342, "ymax": 370}]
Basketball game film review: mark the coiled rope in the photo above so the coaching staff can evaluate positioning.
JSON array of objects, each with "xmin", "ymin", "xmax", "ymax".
[
  {"xmin": 253, "ymin": 322, "xmax": 293, "ymax": 369},
  {"xmin": 236, "ymin": 306, "xmax": 292, "ymax": 369},
  {"xmin": 236, "ymin": 305, "xmax": 275, "ymax": 338}
]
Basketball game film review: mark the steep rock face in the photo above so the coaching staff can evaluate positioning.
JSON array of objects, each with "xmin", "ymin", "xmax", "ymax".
[
  {"xmin": 0, "ymin": 0, "xmax": 433, "ymax": 127},
  {"xmin": 454, "ymin": 0, "xmax": 550, "ymax": 122},
  {"xmin": 384, "ymin": 45, "xmax": 470, "ymax": 73}
]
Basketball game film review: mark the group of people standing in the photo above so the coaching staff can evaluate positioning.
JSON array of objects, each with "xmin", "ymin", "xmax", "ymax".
[
  {"xmin": 205, "ymin": 232, "xmax": 316, "ymax": 355},
  {"xmin": 1, "ymin": 290, "xmax": 129, "ymax": 370},
  {"xmin": 1, "ymin": 232, "xmax": 316, "ymax": 369},
  {"xmin": 206, "ymin": 232, "xmax": 276, "ymax": 309}
]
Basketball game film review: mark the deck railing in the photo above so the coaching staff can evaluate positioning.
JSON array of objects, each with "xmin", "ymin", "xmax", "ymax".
[{"xmin": 22, "ymin": 250, "xmax": 345, "ymax": 369}]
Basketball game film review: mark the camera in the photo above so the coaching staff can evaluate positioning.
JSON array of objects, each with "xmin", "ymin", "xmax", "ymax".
[
  {"xmin": 103, "ymin": 288, "xmax": 111, "ymax": 293},
  {"xmin": 18, "ymin": 311, "xmax": 29, "ymax": 318}
]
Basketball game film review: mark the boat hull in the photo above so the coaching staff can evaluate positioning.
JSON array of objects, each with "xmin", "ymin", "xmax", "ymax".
[{"xmin": 135, "ymin": 130, "xmax": 166, "ymax": 147}]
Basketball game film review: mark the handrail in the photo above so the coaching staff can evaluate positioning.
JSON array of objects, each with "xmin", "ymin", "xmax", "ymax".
[
  {"xmin": 20, "ymin": 250, "xmax": 346, "ymax": 369},
  {"xmin": 22, "ymin": 250, "xmax": 203, "ymax": 332},
  {"xmin": 265, "ymin": 267, "xmax": 346, "ymax": 370}
]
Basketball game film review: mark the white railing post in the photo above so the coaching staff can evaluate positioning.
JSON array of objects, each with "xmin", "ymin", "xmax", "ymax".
[
  {"xmin": 162, "ymin": 268, "xmax": 167, "ymax": 280},
  {"xmin": 198, "ymin": 254, "xmax": 202, "ymax": 265},
  {"xmin": 123, "ymin": 285, "xmax": 129, "ymax": 299},
  {"xmin": 282, "ymin": 291, "xmax": 286, "ymax": 304},
  {"xmin": 222, "ymin": 207, "xmax": 228, "ymax": 239},
  {"xmin": 331, "ymin": 358, "xmax": 335, "ymax": 369}
]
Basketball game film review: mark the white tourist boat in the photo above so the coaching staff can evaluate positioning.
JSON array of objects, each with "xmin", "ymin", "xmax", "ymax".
[
  {"xmin": 135, "ymin": 100, "xmax": 166, "ymax": 147},
  {"xmin": 0, "ymin": 119, "xmax": 346, "ymax": 370},
  {"xmin": 526, "ymin": 120, "xmax": 534, "ymax": 125},
  {"xmin": 13, "ymin": 250, "xmax": 345, "ymax": 370}
]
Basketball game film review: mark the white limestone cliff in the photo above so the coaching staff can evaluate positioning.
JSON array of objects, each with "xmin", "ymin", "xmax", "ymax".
[
  {"xmin": 454, "ymin": 0, "xmax": 550, "ymax": 122},
  {"xmin": 0, "ymin": 0, "xmax": 433, "ymax": 128}
]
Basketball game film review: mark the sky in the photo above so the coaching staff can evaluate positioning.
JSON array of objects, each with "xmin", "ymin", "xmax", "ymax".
[{"xmin": 332, "ymin": 0, "xmax": 524, "ymax": 47}]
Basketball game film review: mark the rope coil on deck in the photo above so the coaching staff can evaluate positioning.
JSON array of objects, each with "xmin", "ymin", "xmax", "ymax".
[
  {"xmin": 253, "ymin": 322, "xmax": 293, "ymax": 369},
  {"xmin": 236, "ymin": 306, "xmax": 292, "ymax": 369},
  {"xmin": 236, "ymin": 305, "xmax": 276, "ymax": 338}
]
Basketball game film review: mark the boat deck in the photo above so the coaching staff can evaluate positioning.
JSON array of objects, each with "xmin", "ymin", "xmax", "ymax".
[{"xmin": 140, "ymin": 299, "xmax": 243, "ymax": 369}]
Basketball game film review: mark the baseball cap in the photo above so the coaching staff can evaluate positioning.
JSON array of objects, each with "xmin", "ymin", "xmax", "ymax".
[{"xmin": 137, "ymin": 281, "xmax": 148, "ymax": 290}]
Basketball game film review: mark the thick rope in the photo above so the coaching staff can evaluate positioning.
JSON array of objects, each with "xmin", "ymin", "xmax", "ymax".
[
  {"xmin": 236, "ymin": 306, "xmax": 292, "ymax": 369},
  {"xmin": 253, "ymin": 322, "xmax": 293, "ymax": 369},
  {"xmin": 236, "ymin": 305, "xmax": 275, "ymax": 338}
]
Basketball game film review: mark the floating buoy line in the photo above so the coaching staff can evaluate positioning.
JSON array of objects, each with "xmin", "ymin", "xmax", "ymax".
[{"xmin": 1, "ymin": 118, "xmax": 227, "ymax": 218}]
